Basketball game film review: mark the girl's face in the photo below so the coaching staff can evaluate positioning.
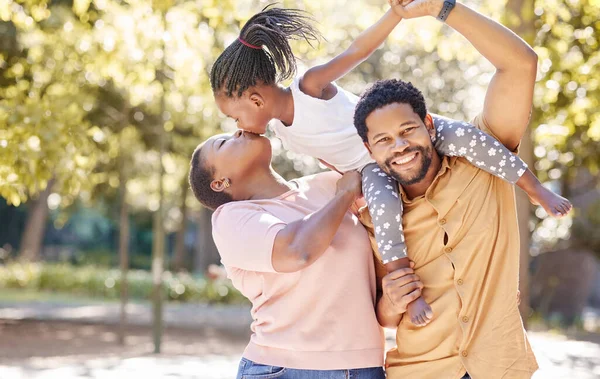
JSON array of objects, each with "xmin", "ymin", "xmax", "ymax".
[{"xmin": 215, "ymin": 91, "xmax": 272, "ymax": 135}]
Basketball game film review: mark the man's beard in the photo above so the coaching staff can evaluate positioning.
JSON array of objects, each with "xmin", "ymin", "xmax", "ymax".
[{"xmin": 384, "ymin": 145, "xmax": 433, "ymax": 186}]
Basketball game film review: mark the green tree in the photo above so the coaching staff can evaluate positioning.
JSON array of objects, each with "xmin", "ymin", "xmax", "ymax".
[
  {"xmin": 531, "ymin": 0, "xmax": 600, "ymax": 254},
  {"xmin": 1, "ymin": 1, "xmax": 101, "ymax": 260}
]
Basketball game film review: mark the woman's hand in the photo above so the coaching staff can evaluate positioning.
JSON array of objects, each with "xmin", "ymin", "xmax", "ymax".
[{"xmin": 336, "ymin": 171, "xmax": 362, "ymax": 200}]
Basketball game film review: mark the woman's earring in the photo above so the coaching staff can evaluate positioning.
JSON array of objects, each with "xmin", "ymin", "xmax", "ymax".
[{"xmin": 222, "ymin": 178, "xmax": 231, "ymax": 189}]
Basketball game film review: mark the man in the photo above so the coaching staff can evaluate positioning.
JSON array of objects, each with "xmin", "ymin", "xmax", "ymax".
[{"xmin": 353, "ymin": 0, "xmax": 540, "ymax": 378}]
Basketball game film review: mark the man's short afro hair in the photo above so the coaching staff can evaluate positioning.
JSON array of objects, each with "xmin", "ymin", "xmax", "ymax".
[{"xmin": 354, "ymin": 79, "xmax": 428, "ymax": 143}]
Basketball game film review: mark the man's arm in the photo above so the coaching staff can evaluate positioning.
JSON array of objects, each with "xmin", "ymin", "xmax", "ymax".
[
  {"xmin": 445, "ymin": 3, "xmax": 537, "ymax": 150},
  {"xmin": 300, "ymin": 9, "xmax": 403, "ymax": 99},
  {"xmin": 393, "ymin": 1, "xmax": 538, "ymax": 150}
]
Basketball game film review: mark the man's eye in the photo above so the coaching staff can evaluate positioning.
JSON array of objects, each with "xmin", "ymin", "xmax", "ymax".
[
  {"xmin": 404, "ymin": 127, "xmax": 415, "ymax": 133},
  {"xmin": 378, "ymin": 137, "xmax": 390, "ymax": 143}
]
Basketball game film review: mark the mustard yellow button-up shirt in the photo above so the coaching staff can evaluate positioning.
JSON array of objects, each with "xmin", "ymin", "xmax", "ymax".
[{"xmin": 363, "ymin": 115, "xmax": 539, "ymax": 379}]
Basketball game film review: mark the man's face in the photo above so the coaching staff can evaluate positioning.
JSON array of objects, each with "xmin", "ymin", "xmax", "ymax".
[{"xmin": 364, "ymin": 103, "xmax": 436, "ymax": 186}]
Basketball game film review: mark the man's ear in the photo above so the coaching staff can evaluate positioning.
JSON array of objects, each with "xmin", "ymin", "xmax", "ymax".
[
  {"xmin": 249, "ymin": 92, "xmax": 265, "ymax": 108},
  {"xmin": 210, "ymin": 178, "xmax": 230, "ymax": 192},
  {"xmin": 363, "ymin": 142, "xmax": 373, "ymax": 156},
  {"xmin": 425, "ymin": 114, "xmax": 436, "ymax": 141}
]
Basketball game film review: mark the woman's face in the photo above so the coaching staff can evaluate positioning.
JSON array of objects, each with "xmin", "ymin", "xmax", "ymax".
[{"xmin": 201, "ymin": 129, "xmax": 272, "ymax": 185}]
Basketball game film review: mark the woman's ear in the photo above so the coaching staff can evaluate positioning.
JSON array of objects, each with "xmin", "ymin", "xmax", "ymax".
[{"xmin": 210, "ymin": 178, "xmax": 231, "ymax": 192}]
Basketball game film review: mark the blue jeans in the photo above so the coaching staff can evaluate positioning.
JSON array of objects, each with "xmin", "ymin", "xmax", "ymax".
[{"xmin": 236, "ymin": 358, "xmax": 385, "ymax": 379}]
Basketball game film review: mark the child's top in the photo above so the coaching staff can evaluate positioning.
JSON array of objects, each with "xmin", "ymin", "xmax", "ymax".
[{"xmin": 270, "ymin": 77, "xmax": 374, "ymax": 173}]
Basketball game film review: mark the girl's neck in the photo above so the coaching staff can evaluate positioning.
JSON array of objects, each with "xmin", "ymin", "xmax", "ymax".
[{"xmin": 269, "ymin": 85, "xmax": 295, "ymax": 126}]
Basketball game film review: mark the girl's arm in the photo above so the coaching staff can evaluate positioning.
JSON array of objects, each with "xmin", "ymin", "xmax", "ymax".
[{"xmin": 300, "ymin": 9, "xmax": 403, "ymax": 99}]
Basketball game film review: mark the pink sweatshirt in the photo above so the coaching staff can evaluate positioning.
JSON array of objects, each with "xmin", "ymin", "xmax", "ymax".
[{"xmin": 211, "ymin": 172, "xmax": 384, "ymax": 370}]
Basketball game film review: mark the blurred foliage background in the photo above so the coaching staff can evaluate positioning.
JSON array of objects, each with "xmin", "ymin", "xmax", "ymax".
[{"xmin": 0, "ymin": 0, "xmax": 599, "ymax": 326}]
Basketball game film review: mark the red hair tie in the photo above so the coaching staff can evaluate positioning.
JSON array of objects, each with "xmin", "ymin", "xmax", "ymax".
[{"xmin": 238, "ymin": 37, "xmax": 261, "ymax": 50}]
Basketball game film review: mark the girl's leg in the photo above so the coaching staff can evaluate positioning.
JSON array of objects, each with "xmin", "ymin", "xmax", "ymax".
[
  {"xmin": 361, "ymin": 163, "xmax": 433, "ymax": 326},
  {"xmin": 431, "ymin": 114, "xmax": 526, "ymax": 184},
  {"xmin": 361, "ymin": 163, "xmax": 406, "ymax": 266},
  {"xmin": 431, "ymin": 115, "xmax": 572, "ymax": 217}
]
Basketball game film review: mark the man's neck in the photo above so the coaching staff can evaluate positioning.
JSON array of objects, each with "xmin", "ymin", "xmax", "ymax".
[{"xmin": 403, "ymin": 152, "xmax": 443, "ymax": 200}]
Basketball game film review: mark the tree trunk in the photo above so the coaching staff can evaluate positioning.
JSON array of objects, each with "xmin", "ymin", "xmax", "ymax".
[
  {"xmin": 118, "ymin": 174, "xmax": 130, "ymax": 346},
  {"xmin": 516, "ymin": 132, "xmax": 535, "ymax": 324},
  {"xmin": 503, "ymin": 0, "xmax": 536, "ymax": 326},
  {"xmin": 173, "ymin": 180, "xmax": 188, "ymax": 272},
  {"xmin": 19, "ymin": 178, "xmax": 55, "ymax": 261},
  {"xmin": 194, "ymin": 207, "xmax": 220, "ymax": 274},
  {"xmin": 152, "ymin": 10, "xmax": 167, "ymax": 354},
  {"xmin": 151, "ymin": 188, "xmax": 165, "ymax": 353}
]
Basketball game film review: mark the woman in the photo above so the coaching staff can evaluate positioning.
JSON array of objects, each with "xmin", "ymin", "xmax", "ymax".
[{"xmin": 189, "ymin": 130, "xmax": 422, "ymax": 378}]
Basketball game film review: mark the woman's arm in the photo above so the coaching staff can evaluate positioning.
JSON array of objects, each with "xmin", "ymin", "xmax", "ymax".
[
  {"xmin": 300, "ymin": 9, "xmax": 403, "ymax": 99},
  {"xmin": 272, "ymin": 171, "xmax": 362, "ymax": 272}
]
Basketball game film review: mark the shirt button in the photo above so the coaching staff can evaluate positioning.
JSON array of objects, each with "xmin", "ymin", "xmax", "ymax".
[
  {"xmin": 439, "ymin": 218, "xmax": 447, "ymax": 225},
  {"xmin": 444, "ymin": 247, "xmax": 453, "ymax": 253},
  {"xmin": 462, "ymin": 316, "xmax": 469, "ymax": 323},
  {"xmin": 462, "ymin": 350, "xmax": 468, "ymax": 357},
  {"xmin": 457, "ymin": 279, "xmax": 464, "ymax": 285}
]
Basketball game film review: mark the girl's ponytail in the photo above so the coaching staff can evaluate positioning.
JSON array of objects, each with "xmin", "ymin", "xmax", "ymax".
[{"xmin": 210, "ymin": 5, "xmax": 320, "ymax": 97}]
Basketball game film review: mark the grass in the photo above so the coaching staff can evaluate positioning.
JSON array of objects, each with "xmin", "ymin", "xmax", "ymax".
[
  {"xmin": 0, "ymin": 262, "xmax": 248, "ymax": 305},
  {"xmin": 0, "ymin": 288, "xmax": 118, "ymax": 304}
]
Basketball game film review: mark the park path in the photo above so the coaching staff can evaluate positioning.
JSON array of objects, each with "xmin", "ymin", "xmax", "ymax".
[{"xmin": 0, "ymin": 300, "xmax": 599, "ymax": 378}]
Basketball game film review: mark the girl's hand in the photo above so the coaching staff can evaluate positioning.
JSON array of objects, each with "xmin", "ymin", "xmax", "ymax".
[{"xmin": 388, "ymin": 0, "xmax": 445, "ymax": 20}]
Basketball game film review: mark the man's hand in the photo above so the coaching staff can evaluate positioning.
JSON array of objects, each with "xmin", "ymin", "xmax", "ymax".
[
  {"xmin": 388, "ymin": 0, "xmax": 445, "ymax": 20},
  {"xmin": 376, "ymin": 264, "xmax": 424, "ymax": 327},
  {"xmin": 382, "ymin": 266, "xmax": 423, "ymax": 314}
]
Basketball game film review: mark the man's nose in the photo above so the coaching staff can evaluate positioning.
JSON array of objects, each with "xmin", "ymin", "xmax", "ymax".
[{"xmin": 391, "ymin": 136, "xmax": 409, "ymax": 153}]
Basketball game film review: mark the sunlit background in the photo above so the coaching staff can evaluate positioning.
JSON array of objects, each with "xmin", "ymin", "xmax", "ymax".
[{"xmin": 1, "ymin": 0, "xmax": 599, "ymax": 378}]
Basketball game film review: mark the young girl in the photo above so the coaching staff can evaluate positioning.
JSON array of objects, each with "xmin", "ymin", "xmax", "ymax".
[{"xmin": 209, "ymin": 5, "xmax": 571, "ymax": 327}]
